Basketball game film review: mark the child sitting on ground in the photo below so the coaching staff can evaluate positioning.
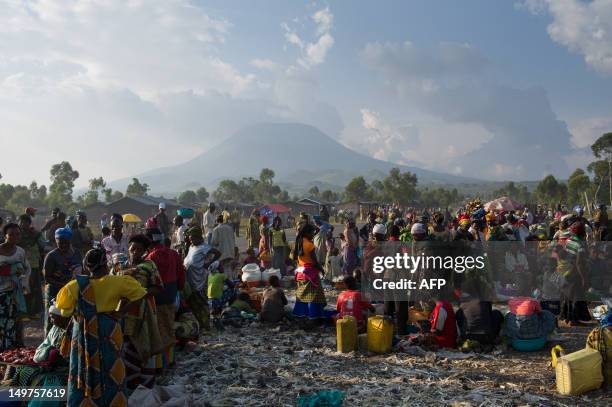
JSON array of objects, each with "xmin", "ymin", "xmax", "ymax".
[
  {"xmin": 208, "ymin": 261, "xmax": 236, "ymax": 317},
  {"xmin": 230, "ymin": 292, "xmax": 256, "ymax": 314},
  {"xmin": 260, "ymin": 275, "xmax": 288, "ymax": 323},
  {"xmin": 336, "ymin": 275, "xmax": 374, "ymax": 332}
]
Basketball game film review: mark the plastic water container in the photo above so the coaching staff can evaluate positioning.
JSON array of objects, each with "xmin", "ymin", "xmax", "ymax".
[
  {"xmin": 336, "ymin": 316, "xmax": 357, "ymax": 353},
  {"xmin": 556, "ymin": 348, "xmax": 604, "ymax": 395},
  {"xmin": 367, "ymin": 315, "xmax": 393, "ymax": 353},
  {"xmin": 511, "ymin": 336, "xmax": 547, "ymax": 352},
  {"xmin": 177, "ymin": 208, "xmax": 195, "ymax": 218},
  {"xmin": 241, "ymin": 263, "xmax": 262, "ymax": 287}
]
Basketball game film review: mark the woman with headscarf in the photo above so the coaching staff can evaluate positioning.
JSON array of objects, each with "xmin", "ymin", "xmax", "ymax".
[
  {"xmin": 0, "ymin": 223, "xmax": 31, "ymax": 351},
  {"xmin": 270, "ymin": 217, "xmax": 288, "ymax": 275},
  {"xmin": 341, "ymin": 218, "xmax": 359, "ymax": 275},
  {"xmin": 558, "ymin": 221, "xmax": 592, "ymax": 325},
  {"xmin": 246, "ymin": 209, "xmax": 260, "ymax": 251},
  {"xmin": 145, "ymin": 227, "xmax": 185, "ymax": 370},
  {"xmin": 56, "ymin": 248, "xmax": 146, "ymax": 407},
  {"xmin": 42, "ymin": 227, "xmax": 82, "ymax": 334},
  {"xmin": 292, "ymin": 224, "xmax": 326, "ymax": 324},
  {"xmin": 117, "ymin": 234, "xmax": 164, "ymax": 391},
  {"xmin": 258, "ymin": 215, "xmax": 271, "ymax": 268}
]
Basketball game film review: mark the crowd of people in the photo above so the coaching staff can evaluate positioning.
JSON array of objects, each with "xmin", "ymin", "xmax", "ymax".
[{"xmin": 0, "ymin": 196, "xmax": 610, "ymax": 404}]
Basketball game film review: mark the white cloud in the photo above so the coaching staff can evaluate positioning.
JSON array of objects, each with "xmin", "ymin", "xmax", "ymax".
[
  {"xmin": 362, "ymin": 40, "xmax": 574, "ymax": 180},
  {"xmin": 356, "ymin": 108, "xmax": 420, "ymax": 163},
  {"xmin": 518, "ymin": 0, "xmax": 612, "ymax": 75},
  {"xmin": 282, "ymin": 7, "xmax": 335, "ymax": 69},
  {"xmin": 250, "ymin": 58, "xmax": 280, "ymax": 72},
  {"xmin": 0, "ymin": 1, "xmax": 343, "ymax": 187},
  {"xmin": 569, "ymin": 116, "xmax": 612, "ymax": 148}
]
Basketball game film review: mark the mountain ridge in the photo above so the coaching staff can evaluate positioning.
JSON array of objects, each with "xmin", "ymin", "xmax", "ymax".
[{"xmin": 109, "ymin": 122, "xmax": 479, "ymax": 194}]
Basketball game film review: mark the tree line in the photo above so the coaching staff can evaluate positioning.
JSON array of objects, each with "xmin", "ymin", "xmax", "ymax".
[{"xmin": 0, "ymin": 132, "xmax": 610, "ymax": 214}]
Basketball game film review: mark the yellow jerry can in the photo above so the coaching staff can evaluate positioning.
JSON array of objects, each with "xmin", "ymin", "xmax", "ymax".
[
  {"xmin": 367, "ymin": 315, "xmax": 393, "ymax": 353},
  {"xmin": 336, "ymin": 316, "xmax": 357, "ymax": 353},
  {"xmin": 556, "ymin": 348, "xmax": 604, "ymax": 396}
]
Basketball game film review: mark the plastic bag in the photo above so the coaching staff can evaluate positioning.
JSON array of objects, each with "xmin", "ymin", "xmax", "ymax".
[
  {"xmin": 128, "ymin": 385, "xmax": 191, "ymax": 407},
  {"xmin": 297, "ymin": 390, "xmax": 345, "ymax": 407}
]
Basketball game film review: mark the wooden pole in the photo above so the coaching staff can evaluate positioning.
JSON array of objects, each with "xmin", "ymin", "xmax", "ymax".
[{"xmin": 584, "ymin": 191, "xmax": 592, "ymax": 218}]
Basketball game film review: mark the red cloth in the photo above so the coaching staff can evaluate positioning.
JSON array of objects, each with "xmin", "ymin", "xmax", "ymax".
[
  {"xmin": 0, "ymin": 264, "xmax": 11, "ymax": 277},
  {"xmin": 508, "ymin": 297, "xmax": 541, "ymax": 316},
  {"xmin": 430, "ymin": 300, "xmax": 457, "ymax": 348},
  {"xmin": 336, "ymin": 290, "xmax": 371, "ymax": 323},
  {"xmin": 146, "ymin": 244, "xmax": 185, "ymax": 290}
]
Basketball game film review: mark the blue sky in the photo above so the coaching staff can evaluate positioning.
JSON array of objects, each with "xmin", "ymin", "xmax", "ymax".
[{"xmin": 1, "ymin": 0, "xmax": 611, "ymax": 187}]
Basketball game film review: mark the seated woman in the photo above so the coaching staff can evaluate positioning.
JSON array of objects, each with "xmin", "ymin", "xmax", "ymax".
[
  {"xmin": 56, "ymin": 248, "xmax": 146, "ymax": 407},
  {"xmin": 34, "ymin": 303, "xmax": 69, "ymax": 364}
]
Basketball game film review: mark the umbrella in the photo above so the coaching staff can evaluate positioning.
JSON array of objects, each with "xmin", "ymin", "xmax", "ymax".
[
  {"xmin": 122, "ymin": 213, "xmax": 142, "ymax": 223},
  {"xmin": 484, "ymin": 196, "xmax": 522, "ymax": 211}
]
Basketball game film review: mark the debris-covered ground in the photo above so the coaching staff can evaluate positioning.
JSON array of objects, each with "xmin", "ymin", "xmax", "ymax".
[{"xmin": 165, "ymin": 289, "xmax": 611, "ymax": 407}]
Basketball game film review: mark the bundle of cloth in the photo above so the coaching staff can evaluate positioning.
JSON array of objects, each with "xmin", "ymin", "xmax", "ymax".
[{"xmin": 586, "ymin": 311, "xmax": 612, "ymax": 385}]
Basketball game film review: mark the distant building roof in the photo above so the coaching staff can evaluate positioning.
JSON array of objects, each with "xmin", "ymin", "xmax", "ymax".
[
  {"xmin": 297, "ymin": 197, "xmax": 330, "ymax": 206},
  {"xmin": 111, "ymin": 195, "xmax": 180, "ymax": 207}
]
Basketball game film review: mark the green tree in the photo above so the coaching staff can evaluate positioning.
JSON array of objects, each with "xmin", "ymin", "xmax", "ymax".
[
  {"xmin": 5, "ymin": 185, "xmax": 29, "ymax": 213},
  {"xmin": 195, "ymin": 187, "xmax": 209, "ymax": 202},
  {"xmin": 28, "ymin": 181, "xmax": 47, "ymax": 206},
  {"xmin": 259, "ymin": 168, "xmax": 275, "ymax": 184},
  {"xmin": 0, "ymin": 184, "xmax": 15, "ymax": 208},
  {"xmin": 567, "ymin": 168, "xmax": 591, "ymax": 206},
  {"xmin": 419, "ymin": 187, "xmax": 462, "ymax": 208},
  {"xmin": 78, "ymin": 177, "xmax": 107, "ymax": 207},
  {"xmin": 591, "ymin": 132, "xmax": 612, "ymax": 206},
  {"xmin": 126, "ymin": 178, "xmax": 149, "ymax": 197},
  {"xmin": 491, "ymin": 181, "xmax": 531, "ymax": 203},
  {"xmin": 344, "ymin": 176, "xmax": 371, "ymax": 202},
  {"xmin": 47, "ymin": 161, "xmax": 79, "ymax": 210},
  {"xmin": 320, "ymin": 189, "xmax": 339, "ymax": 203},
  {"xmin": 308, "ymin": 185, "xmax": 320, "ymax": 198},
  {"xmin": 535, "ymin": 175, "xmax": 566, "ymax": 206},
  {"xmin": 178, "ymin": 190, "xmax": 198, "ymax": 205},
  {"xmin": 382, "ymin": 168, "xmax": 418, "ymax": 205},
  {"xmin": 212, "ymin": 180, "xmax": 242, "ymax": 203}
]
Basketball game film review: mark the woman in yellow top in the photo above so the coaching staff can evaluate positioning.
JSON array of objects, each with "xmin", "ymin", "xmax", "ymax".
[
  {"xmin": 56, "ymin": 248, "xmax": 146, "ymax": 407},
  {"xmin": 270, "ymin": 216, "xmax": 287, "ymax": 275},
  {"xmin": 292, "ymin": 223, "xmax": 326, "ymax": 323}
]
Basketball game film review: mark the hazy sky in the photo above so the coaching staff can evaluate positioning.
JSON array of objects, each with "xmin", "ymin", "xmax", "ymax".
[{"xmin": 1, "ymin": 0, "xmax": 611, "ymax": 188}]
